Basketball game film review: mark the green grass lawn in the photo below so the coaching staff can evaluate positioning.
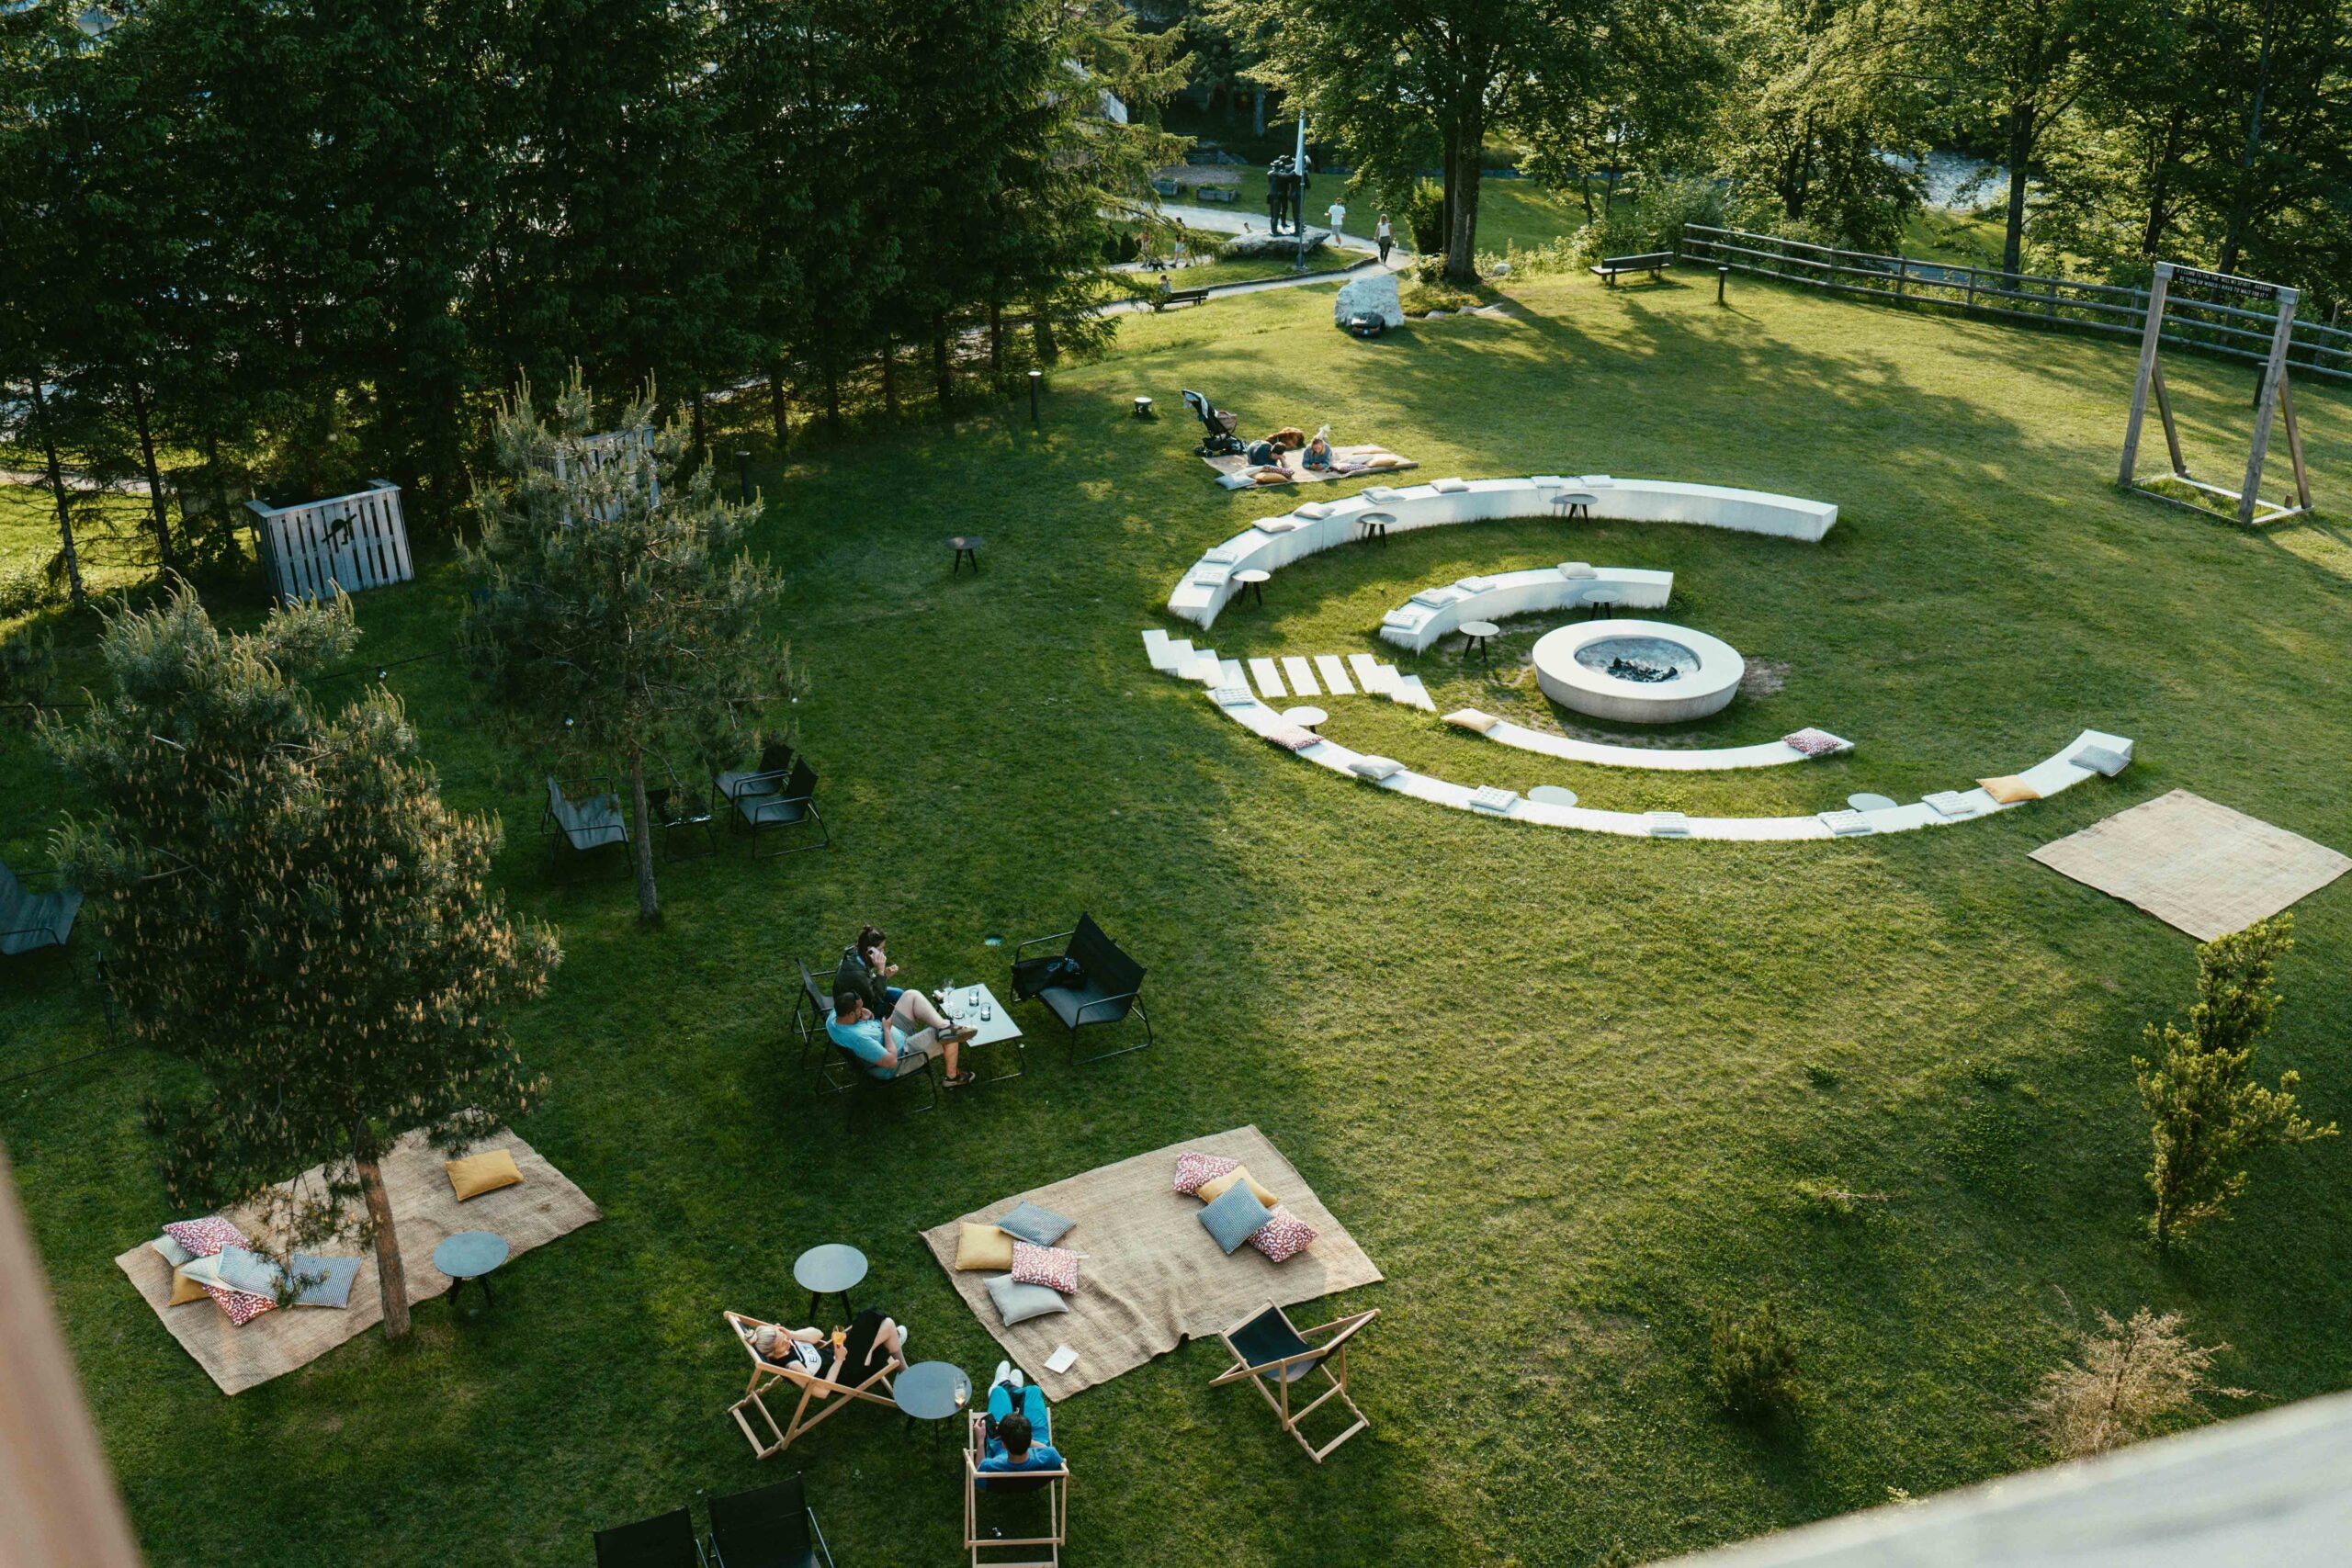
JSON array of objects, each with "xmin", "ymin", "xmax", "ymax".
[{"xmin": 6, "ymin": 267, "xmax": 2352, "ymax": 1567}]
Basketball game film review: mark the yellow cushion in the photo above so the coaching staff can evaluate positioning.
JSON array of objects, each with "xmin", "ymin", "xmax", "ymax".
[
  {"xmin": 1977, "ymin": 774, "xmax": 2042, "ymax": 805},
  {"xmin": 1195, "ymin": 1165, "xmax": 1279, "ymax": 1209},
  {"xmin": 167, "ymin": 1265, "xmax": 209, "ymax": 1306},
  {"xmin": 446, "ymin": 1149, "xmax": 523, "ymax": 1201},
  {"xmin": 955, "ymin": 1222, "xmax": 1016, "ymax": 1271},
  {"xmin": 1442, "ymin": 708, "xmax": 1498, "ymax": 734}
]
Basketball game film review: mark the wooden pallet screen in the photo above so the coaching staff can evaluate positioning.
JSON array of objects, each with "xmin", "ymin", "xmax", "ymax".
[
  {"xmin": 550, "ymin": 428, "xmax": 659, "ymax": 517},
  {"xmin": 247, "ymin": 479, "xmax": 413, "ymax": 603}
]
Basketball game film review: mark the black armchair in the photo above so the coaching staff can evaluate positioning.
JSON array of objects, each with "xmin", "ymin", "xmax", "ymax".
[
  {"xmin": 709, "ymin": 1475, "xmax": 835, "ymax": 1568},
  {"xmin": 0, "ymin": 861, "xmax": 84, "ymax": 958},
  {"xmin": 1012, "ymin": 912, "xmax": 1152, "ymax": 1064},
  {"xmin": 594, "ymin": 1506, "xmax": 707, "ymax": 1568},
  {"xmin": 716, "ymin": 753, "xmax": 828, "ymax": 859},
  {"xmin": 542, "ymin": 774, "xmax": 630, "ymax": 874}
]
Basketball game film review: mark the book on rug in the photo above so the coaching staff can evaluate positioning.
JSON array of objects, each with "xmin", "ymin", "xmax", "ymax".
[{"xmin": 1046, "ymin": 1345, "xmax": 1079, "ymax": 1374}]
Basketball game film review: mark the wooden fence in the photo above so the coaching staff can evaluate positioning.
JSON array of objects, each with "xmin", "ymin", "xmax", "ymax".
[
  {"xmin": 247, "ymin": 479, "xmax": 413, "ymax": 604},
  {"xmin": 1679, "ymin": 225, "xmax": 2352, "ymax": 385}
]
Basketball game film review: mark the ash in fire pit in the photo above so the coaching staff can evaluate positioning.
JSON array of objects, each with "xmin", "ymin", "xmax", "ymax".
[
  {"xmin": 1606, "ymin": 655, "xmax": 1678, "ymax": 682},
  {"xmin": 1574, "ymin": 635, "xmax": 1700, "ymax": 684}
]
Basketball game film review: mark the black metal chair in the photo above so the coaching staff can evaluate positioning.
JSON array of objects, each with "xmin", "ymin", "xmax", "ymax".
[
  {"xmin": 791, "ymin": 957, "xmax": 836, "ymax": 1077},
  {"xmin": 0, "ymin": 861, "xmax": 83, "ymax": 958},
  {"xmin": 817, "ymin": 1035, "xmax": 939, "ymax": 1123},
  {"xmin": 594, "ymin": 1506, "xmax": 707, "ymax": 1568},
  {"xmin": 542, "ymin": 775, "xmax": 630, "ymax": 875},
  {"xmin": 1011, "ymin": 913, "xmax": 1151, "ymax": 1064},
  {"xmin": 708, "ymin": 1475, "xmax": 834, "ymax": 1568},
  {"xmin": 713, "ymin": 740, "xmax": 794, "ymax": 808},
  {"xmin": 718, "ymin": 754, "xmax": 828, "ymax": 859}
]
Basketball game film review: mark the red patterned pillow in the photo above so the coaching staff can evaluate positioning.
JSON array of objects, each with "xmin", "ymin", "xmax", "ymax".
[
  {"xmin": 213, "ymin": 1288, "xmax": 277, "ymax": 1327},
  {"xmin": 162, "ymin": 1215, "xmax": 247, "ymax": 1260},
  {"xmin": 1010, "ymin": 1241, "xmax": 1081, "ymax": 1295},
  {"xmin": 1248, "ymin": 1205, "xmax": 1317, "ymax": 1263},
  {"xmin": 1172, "ymin": 1151, "xmax": 1241, "ymax": 1196}
]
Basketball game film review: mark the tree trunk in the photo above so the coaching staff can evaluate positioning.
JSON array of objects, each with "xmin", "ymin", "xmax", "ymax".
[
  {"xmin": 932, "ymin": 310, "xmax": 951, "ymax": 405},
  {"xmin": 1251, "ymin": 88, "xmax": 1265, "ymax": 139},
  {"xmin": 989, "ymin": 293, "xmax": 1004, "ymax": 378},
  {"xmin": 2140, "ymin": 108, "xmax": 2185, "ymax": 258},
  {"xmin": 1032, "ymin": 309, "xmax": 1058, "ymax": 367},
  {"xmin": 356, "ymin": 1128, "xmax": 410, "ymax": 1340},
  {"xmin": 824, "ymin": 359, "xmax": 842, "ymax": 425},
  {"xmin": 29, "ymin": 380, "xmax": 85, "ymax": 608},
  {"xmin": 2001, "ymin": 103, "xmax": 2036, "ymax": 277},
  {"xmin": 1444, "ymin": 128, "xmax": 1485, "ymax": 286},
  {"xmin": 1577, "ymin": 172, "xmax": 1595, "ymax": 220},
  {"xmin": 769, "ymin": 363, "xmax": 788, "ymax": 446},
  {"xmin": 628, "ymin": 747, "xmax": 660, "ymax": 928},
  {"xmin": 130, "ymin": 382, "xmax": 172, "ymax": 569},
  {"xmin": 880, "ymin": 338, "xmax": 899, "ymax": 417},
  {"xmin": 691, "ymin": 389, "xmax": 707, "ymax": 457},
  {"xmin": 2218, "ymin": 0, "xmax": 2278, "ymax": 274}
]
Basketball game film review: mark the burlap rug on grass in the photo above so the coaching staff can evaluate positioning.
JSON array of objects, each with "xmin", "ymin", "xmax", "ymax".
[
  {"xmin": 2030, "ymin": 788, "xmax": 2351, "ymax": 941},
  {"xmin": 114, "ymin": 1126, "xmax": 600, "ymax": 1395},
  {"xmin": 919, "ymin": 1124, "xmax": 1382, "ymax": 1401}
]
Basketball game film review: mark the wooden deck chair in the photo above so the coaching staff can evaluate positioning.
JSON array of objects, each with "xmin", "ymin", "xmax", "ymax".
[
  {"xmin": 1208, "ymin": 1303, "xmax": 1378, "ymax": 1462},
  {"xmin": 963, "ymin": 1411, "xmax": 1069, "ymax": 1568},
  {"xmin": 723, "ymin": 1311, "xmax": 901, "ymax": 1460}
]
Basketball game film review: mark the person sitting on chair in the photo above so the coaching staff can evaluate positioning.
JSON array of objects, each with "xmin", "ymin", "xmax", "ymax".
[
  {"xmin": 976, "ymin": 1360, "xmax": 1064, "ymax": 1484},
  {"xmin": 834, "ymin": 924, "xmax": 907, "ymax": 1020},
  {"xmin": 828, "ymin": 989, "xmax": 976, "ymax": 1087},
  {"xmin": 754, "ymin": 1308, "xmax": 910, "ymax": 1393}
]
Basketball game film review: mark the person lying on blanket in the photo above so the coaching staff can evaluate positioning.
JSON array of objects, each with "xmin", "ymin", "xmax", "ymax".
[
  {"xmin": 752, "ymin": 1308, "xmax": 910, "ymax": 1395},
  {"xmin": 977, "ymin": 1359, "xmax": 1066, "ymax": 1484},
  {"xmin": 1301, "ymin": 426, "xmax": 1337, "ymax": 471},
  {"xmin": 828, "ymin": 989, "xmax": 977, "ymax": 1087}
]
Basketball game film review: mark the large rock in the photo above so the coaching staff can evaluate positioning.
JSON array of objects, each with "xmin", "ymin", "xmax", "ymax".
[
  {"xmin": 1333, "ymin": 270, "xmax": 1404, "ymax": 329},
  {"xmin": 1218, "ymin": 228, "xmax": 1330, "ymax": 260}
]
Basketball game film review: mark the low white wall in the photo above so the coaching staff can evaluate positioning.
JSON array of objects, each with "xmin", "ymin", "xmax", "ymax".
[
  {"xmin": 1378, "ymin": 566, "xmax": 1675, "ymax": 653},
  {"xmin": 1168, "ymin": 475, "xmax": 1837, "ymax": 629}
]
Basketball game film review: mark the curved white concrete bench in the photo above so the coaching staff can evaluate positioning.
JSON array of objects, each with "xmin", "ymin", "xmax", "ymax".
[
  {"xmin": 1203, "ymin": 681, "xmax": 2126, "ymax": 841},
  {"xmin": 1472, "ymin": 719, "xmax": 1843, "ymax": 772},
  {"xmin": 1168, "ymin": 474, "xmax": 1838, "ymax": 629},
  {"xmin": 1377, "ymin": 565, "xmax": 1673, "ymax": 653}
]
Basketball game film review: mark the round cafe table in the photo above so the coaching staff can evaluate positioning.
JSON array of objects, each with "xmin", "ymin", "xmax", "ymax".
[
  {"xmin": 1847, "ymin": 793, "xmax": 1899, "ymax": 813},
  {"xmin": 1233, "ymin": 569, "xmax": 1272, "ymax": 607},
  {"xmin": 893, "ymin": 1360, "xmax": 972, "ymax": 1444},
  {"xmin": 1281, "ymin": 706, "xmax": 1328, "ymax": 728},
  {"xmin": 1528, "ymin": 784, "xmax": 1580, "ymax": 808},
  {"xmin": 1458, "ymin": 620, "xmax": 1500, "ymax": 664},
  {"xmin": 793, "ymin": 1243, "xmax": 869, "ymax": 1323},
  {"xmin": 948, "ymin": 536, "xmax": 983, "ymax": 576},
  {"xmin": 434, "ymin": 1230, "xmax": 510, "ymax": 1315}
]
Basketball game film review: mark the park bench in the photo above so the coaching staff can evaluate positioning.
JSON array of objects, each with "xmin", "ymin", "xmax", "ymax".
[
  {"xmin": 1198, "ymin": 186, "xmax": 1237, "ymax": 204},
  {"xmin": 1150, "ymin": 177, "xmax": 1180, "ymax": 197},
  {"xmin": 1591, "ymin": 252, "xmax": 1674, "ymax": 287},
  {"xmin": 1154, "ymin": 287, "xmax": 1211, "ymax": 311}
]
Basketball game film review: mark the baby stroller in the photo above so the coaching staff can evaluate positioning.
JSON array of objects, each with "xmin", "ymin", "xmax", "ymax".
[{"xmin": 1182, "ymin": 389, "xmax": 1245, "ymax": 457}]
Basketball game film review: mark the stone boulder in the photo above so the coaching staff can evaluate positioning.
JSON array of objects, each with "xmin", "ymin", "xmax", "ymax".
[
  {"xmin": 1333, "ymin": 270, "xmax": 1404, "ymax": 330},
  {"xmin": 1218, "ymin": 228, "xmax": 1330, "ymax": 261}
]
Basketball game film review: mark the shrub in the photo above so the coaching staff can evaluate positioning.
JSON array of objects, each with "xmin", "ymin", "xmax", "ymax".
[
  {"xmin": 1708, "ymin": 1302, "xmax": 1799, "ymax": 1419},
  {"xmin": 0, "ymin": 562, "xmax": 51, "ymax": 620},
  {"xmin": 0, "ymin": 626, "xmax": 55, "ymax": 726},
  {"xmin": 2025, "ymin": 1308, "xmax": 2245, "ymax": 1459},
  {"xmin": 1569, "ymin": 177, "xmax": 1726, "ymax": 268}
]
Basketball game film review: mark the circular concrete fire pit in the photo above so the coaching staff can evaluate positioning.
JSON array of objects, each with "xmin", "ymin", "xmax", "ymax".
[{"xmin": 1532, "ymin": 618, "xmax": 1746, "ymax": 724}]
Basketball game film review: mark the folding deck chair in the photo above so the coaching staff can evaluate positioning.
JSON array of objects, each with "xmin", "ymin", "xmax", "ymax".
[
  {"xmin": 1209, "ymin": 1303, "xmax": 1379, "ymax": 1462},
  {"xmin": 723, "ymin": 1311, "xmax": 903, "ymax": 1459},
  {"xmin": 963, "ymin": 1410, "xmax": 1069, "ymax": 1568}
]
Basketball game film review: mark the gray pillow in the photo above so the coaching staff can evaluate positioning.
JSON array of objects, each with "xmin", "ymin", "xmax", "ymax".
[
  {"xmin": 2072, "ymin": 744, "xmax": 2130, "ymax": 776},
  {"xmin": 149, "ymin": 1234, "xmax": 195, "ymax": 1269},
  {"xmin": 997, "ymin": 1201, "xmax": 1074, "ymax": 1248},
  {"xmin": 1199, "ymin": 1182, "xmax": 1272, "ymax": 1255},
  {"xmin": 986, "ymin": 1273, "xmax": 1070, "ymax": 1328},
  {"xmin": 200, "ymin": 1245, "xmax": 287, "ymax": 1299},
  {"xmin": 287, "ymin": 1254, "xmax": 364, "ymax": 1309}
]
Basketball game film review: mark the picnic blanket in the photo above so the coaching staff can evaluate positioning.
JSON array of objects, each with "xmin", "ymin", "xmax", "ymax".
[
  {"xmin": 114, "ymin": 1126, "xmax": 600, "ymax": 1395},
  {"xmin": 919, "ymin": 1125, "xmax": 1382, "ymax": 1401},
  {"xmin": 1204, "ymin": 444, "xmax": 1418, "ymax": 490},
  {"xmin": 2030, "ymin": 788, "xmax": 2351, "ymax": 941}
]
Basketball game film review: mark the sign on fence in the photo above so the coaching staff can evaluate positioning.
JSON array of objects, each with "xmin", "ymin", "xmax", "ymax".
[{"xmin": 247, "ymin": 480, "xmax": 413, "ymax": 604}]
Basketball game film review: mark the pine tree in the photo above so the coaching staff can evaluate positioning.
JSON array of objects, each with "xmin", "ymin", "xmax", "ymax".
[
  {"xmin": 43, "ymin": 584, "xmax": 558, "ymax": 1341},
  {"xmin": 2134, "ymin": 915, "xmax": 2336, "ymax": 1247},
  {"xmin": 460, "ymin": 374, "xmax": 800, "ymax": 927}
]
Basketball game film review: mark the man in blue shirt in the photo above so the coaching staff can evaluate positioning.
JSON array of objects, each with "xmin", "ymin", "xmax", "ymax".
[
  {"xmin": 826, "ymin": 990, "xmax": 975, "ymax": 1087},
  {"xmin": 976, "ymin": 1361, "xmax": 1063, "ymax": 1485}
]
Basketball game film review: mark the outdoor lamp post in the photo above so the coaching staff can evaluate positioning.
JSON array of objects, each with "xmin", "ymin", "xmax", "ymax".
[
  {"xmin": 1293, "ymin": 114, "xmax": 1308, "ymax": 271},
  {"xmin": 1028, "ymin": 369, "xmax": 1042, "ymax": 426}
]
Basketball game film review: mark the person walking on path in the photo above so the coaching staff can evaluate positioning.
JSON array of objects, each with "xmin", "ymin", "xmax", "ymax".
[
  {"xmin": 1327, "ymin": 199, "xmax": 1347, "ymax": 241},
  {"xmin": 1375, "ymin": 212, "xmax": 1393, "ymax": 264}
]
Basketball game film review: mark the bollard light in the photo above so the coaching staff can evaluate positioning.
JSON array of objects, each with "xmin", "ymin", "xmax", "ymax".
[
  {"xmin": 736, "ymin": 449, "xmax": 752, "ymax": 503},
  {"xmin": 1028, "ymin": 369, "xmax": 1043, "ymax": 426},
  {"xmin": 1717, "ymin": 265, "xmax": 1729, "ymax": 305}
]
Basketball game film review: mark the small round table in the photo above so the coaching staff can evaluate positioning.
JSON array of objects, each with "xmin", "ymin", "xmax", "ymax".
[
  {"xmin": 1847, "ymin": 793, "xmax": 1899, "ymax": 813},
  {"xmin": 948, "ymin": 536, "xmax": 983, "ymax": 576},
  {"xmin": 1558, "ymin": 491, "xmax": 1597, "ymax": 520},
  {"xmin": 434, "ymin": 1231, "xmax": 510, "ymax": 1315},
  {"xmin": 1459, "ymin": 620, "xmax": 1500, "ymax": 664},
  {"xmin": 1281, "ymin": 705, "xmax": 1328, "ymax": 728},
  {"xmin": 1356, "ymin": 511, "xmax": 1396, "ymax": 545},
  {"xmin": 1528, "ymin": 784, "xmax": 1581, "ymax": 808},
  {"xmin": 1132, "ymin": 396, "xmax": 1155, "ymax": 419},
  {"xmin": 1584, "ymin": 590, "xmax": 1623, "ymax": 620},
  {"xmin": 793, "ymin": 1243, "xmax": 869, "ymax": 1323},
  {"xmin": 893, "ymin": 1360, "xmax": 972, "ymax": 1443},
  {"xmin": 1233, "ymin": 569, "xmax": 1271, "ymax": 607}
]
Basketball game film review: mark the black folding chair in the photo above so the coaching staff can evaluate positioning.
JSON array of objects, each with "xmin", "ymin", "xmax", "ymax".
[
  {"xmin": 1011, "ymin": 913, "xmax": 1152, "ymax": 1064},
  {"xmin": 594, "ymin": 1506, "xmax": 707, "ymax": 1568},
  {"xmin": 721, "ymin": 756, "xmax": 829, "ymax": 859},
  {"xmin": 708, "ymin": 1475, "xmax": 834, "ymax": 1568}
]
